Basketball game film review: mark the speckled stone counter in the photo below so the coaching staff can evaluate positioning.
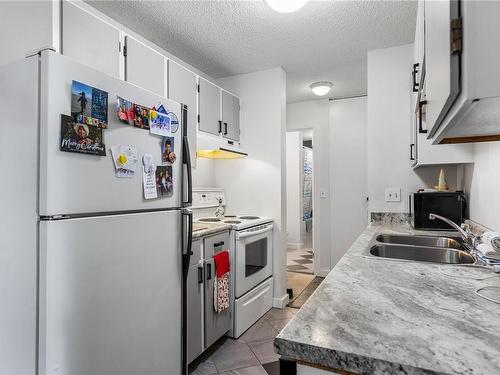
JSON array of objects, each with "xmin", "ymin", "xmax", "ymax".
[
  {"xmin": 192, "ymin": 222, "xmax": 232, "ymax": 239},
  {"xmin": 275, "ymin": 223, "xmax": 500, "ymax": 375}
]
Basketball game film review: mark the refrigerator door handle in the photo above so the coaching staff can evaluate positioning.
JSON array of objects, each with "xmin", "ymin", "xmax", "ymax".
[
  {"xmin": 182, "ymin": 209, "xmax": 193, "ymax": 257},
  {"xmin": 181, "ymin": 104, "xmax": 193, "ymax": 207}
]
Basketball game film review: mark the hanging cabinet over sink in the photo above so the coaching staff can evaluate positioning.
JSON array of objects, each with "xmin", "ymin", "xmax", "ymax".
[
  {"xmin": 424, "ymin": 0, "xmax": 500, "ymax": 144},
  {"xmin": 409, "ymin": 0, "xmax": 473, "ymax": 167}
]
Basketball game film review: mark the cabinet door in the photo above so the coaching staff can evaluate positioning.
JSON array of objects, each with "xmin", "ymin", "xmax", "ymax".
[
  {"xmin": 204, "ymin": 258, "xmax": 231, "ymax": 348},
  {"xmin": 125, "ymin": 36, "xmax": 166, "ymax": 96},
  {"xmin": 198, "ymin": 78, "xmax": 221, "ymax": 136},
  {"xmin": 62, "ymin": 1, "xmax": 120, "ymax": 78},
  {"xmin": 168, "ymin": 60, "xmax": 197, "ymax": 166},
  {"xmin": 187, "ymin": 263, "xmax": 204, "ymax": 364},
  {"xmin": 425, "ymin": 0, "xmax": 461, "ymax": 136},
  {"xmin": 222, "ymin": 91, "xmax": 240, "ymax": 141}
]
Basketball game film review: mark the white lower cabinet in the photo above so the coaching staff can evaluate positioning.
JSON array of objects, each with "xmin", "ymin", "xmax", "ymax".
[{"xmin": 187, "ymin": 232, "xmax": 231, "ymax": 364}]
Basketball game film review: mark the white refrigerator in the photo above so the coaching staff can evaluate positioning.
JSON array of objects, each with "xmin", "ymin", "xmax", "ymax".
[{"xmin": 0, "ymin": 50, "xmax": 193, "ymax": 375}]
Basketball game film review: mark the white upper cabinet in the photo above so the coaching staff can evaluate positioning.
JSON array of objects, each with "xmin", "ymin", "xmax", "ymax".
[
  {"xmin": 425, "ymin": 0, "xmax": 500, "ymax": 143},
  {"xmin": 124, "ymin": 36, "xmax": 166, "ymax": 97},
  {"xmin": 62, "ymin": 1, "xmax": 120, "ymax": 78},
  {"xmin": 221, "ymin": 91, "xmax": 240, "ymax": 141},
  {"xmin": 168, "ymin": 60, "xmax": 197, "ymax": 166},
  {"xmin": 409, "ymin": 0, "xmax": 473, "ymax": 167},
  {"xmin": 424, "ymin": 0, "xmax": 460, "ymax": 137},
  {"xmin": 198, "ymin": 78, "xmax": 222, "ymax": 137}
]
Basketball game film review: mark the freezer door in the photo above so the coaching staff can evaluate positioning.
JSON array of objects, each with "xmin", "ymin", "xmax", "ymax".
[
  {"xmin": 39, "ymin": 51, "xmax": 183, "ymax": 216},
  {"xmin": 39, "ymin": 211, "xmax": 182, "ymax": 375}
]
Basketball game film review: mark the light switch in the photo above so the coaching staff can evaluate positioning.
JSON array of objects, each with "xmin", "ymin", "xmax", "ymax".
[
  {"xmin": 320, "ymin": 189, "xmax": 328, "ymax": 199},
  {"xmin": 385, "ymin": 188, "xmax": 401, "ymax": 202}
]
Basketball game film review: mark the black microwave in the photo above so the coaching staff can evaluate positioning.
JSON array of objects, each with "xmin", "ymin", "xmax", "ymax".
[{"xmin": 410, "ymin": 191, "xmax": 466, "ymax": 230}]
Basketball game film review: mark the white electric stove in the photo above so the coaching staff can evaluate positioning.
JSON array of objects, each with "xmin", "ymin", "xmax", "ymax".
[{"xmin": 191, "ymin": 188, "xmax": 274, "ymax": 338}]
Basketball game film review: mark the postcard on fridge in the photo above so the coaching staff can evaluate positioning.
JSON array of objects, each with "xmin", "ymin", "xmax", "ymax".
[
  {"xmin": 133, "ymin": 104, "xmax": 150, "ymax": 130},
  {"xmin": 116, "ymin": 96, "xmax": 134, "ymax": 126},
  {"xmin": 156, "ymin": 165, "xmax": 173, "ymax": 197},
  {"xmin": 110, "ymin": 144, "xmax": 138, "ymax": 173},
  {"xmin": 71, "ymin": 80, "xmax": 108, "ymax": 128},
  {"xmin": 150, "ymin": 110, "xmax": 171, "ymax": 137},
  {"xmin": 60, "ymin": 114, "xmax": 106, "ymax": 156},
  {"xmin": 161, "ymin": 136, "xmax": 176, "ymax": 164}
]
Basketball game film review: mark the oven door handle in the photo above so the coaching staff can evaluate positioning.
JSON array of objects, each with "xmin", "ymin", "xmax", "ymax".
[{"xmin": 236, "ymin": 225, "xmax": 273, "ymax": 240}]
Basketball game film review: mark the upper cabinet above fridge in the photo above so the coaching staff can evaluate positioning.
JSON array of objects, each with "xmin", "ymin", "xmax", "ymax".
[
  {"xmin": 62, "ymin": 1, "xmax": 121, "ymax": 79},
  {"xmin": 424, "ymin": 0, "xmax": 500, "ymax": 144}
]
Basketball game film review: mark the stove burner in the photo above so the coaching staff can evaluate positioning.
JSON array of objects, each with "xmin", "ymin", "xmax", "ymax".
[
  {"xmin": 239, "ymin": 216, "xmax": 260, "ymax": 220},
  {"xmin": 198, "ymin": 218, "xmax": 221, "ymax": 222},
  {"xmin": 224, "ymin": 220, "xmax": 242, "ymax": 224},
  {"xmin": 224, "ymin": 215, "xmax": 237, "ymax": 218}
]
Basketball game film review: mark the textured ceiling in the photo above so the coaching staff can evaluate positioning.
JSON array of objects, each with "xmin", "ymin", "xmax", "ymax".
[{"xmin": 86, "ymin": 0, "xmax": 417, "ymax": 103}]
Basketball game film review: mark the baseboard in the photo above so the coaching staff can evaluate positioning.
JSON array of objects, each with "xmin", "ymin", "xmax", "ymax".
[
  {"xmin": 286, "ymin": 242, "xmax": 304, "ymax": 250},
  {"xmin": 317, "ymin": 268, "xmax": 330, "ymax": 278},
  {"xmin": 273, "ymin": 294, "xmax": 289, "ymax": 308}
]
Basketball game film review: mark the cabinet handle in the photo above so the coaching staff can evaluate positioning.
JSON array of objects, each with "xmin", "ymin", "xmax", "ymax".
[
  {"xmin": 224, "ymin": 122, "xmax": 228, "ymax": 135},
  {"xmin": 410, "ymin": 143, "xmax": 415, "ymax": 161},
  {"xmin": 418, "ymin": 100, "xmax": 428, "ymax": 134},
  {"xmin": 206, "ymin": 263, "xmax": 212, "ymax": 281},
  {"xmin": 198, "ymin": 266, "xmax": 203, "ymax": 284},
  {"xmin": 213, "ymin": 241, "xmax": 225, "ymax": 248},
  {"xmin": 412, "ymin": 63, "xmax": 419, "ymax": 93},
  {"xmin": 218, "ymin": 120, "xmax": 222, "ymax": 134}
]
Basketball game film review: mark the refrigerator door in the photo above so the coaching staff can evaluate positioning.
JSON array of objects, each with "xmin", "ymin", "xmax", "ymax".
[
  {"xmin": 39, "ymin": 210, "xmax": 182, "ymax": 375},
  {"xmin": 39, "ymin": 50, "xmax": 183, "ymax": 216}
]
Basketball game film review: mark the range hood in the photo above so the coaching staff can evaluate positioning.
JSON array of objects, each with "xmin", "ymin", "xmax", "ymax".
[{"xmin": 196, "ymin": 132, "xmax": 248, "ymax": 159}]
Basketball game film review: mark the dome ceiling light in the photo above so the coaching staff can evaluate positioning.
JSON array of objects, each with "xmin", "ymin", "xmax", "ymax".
[
  {"xmin": 310, "ymin": 81, "xmax": 333, "ymax": 96},
  {"xmin": 264, "ymin": 0, "xmax": 308, "ymax": 13}
]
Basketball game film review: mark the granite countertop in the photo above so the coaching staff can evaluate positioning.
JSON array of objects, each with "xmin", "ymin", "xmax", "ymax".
[
  {"xmin": 192, "ymin": 222, "xmax": 232, "ymax": 239},
  {"xmin": 275, "ymin": 223, "xmax": 500, "ymax": 375}
]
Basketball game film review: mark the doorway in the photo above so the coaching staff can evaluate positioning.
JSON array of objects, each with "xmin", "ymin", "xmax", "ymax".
[{"xmin": 285, "ymin": 129, "xmax": 314, "ymax": 275}]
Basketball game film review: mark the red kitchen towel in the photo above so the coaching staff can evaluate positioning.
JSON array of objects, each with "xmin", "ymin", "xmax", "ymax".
[{"xmin": 214, "ymin": 250, "xmax": 230, "ymax": 277}]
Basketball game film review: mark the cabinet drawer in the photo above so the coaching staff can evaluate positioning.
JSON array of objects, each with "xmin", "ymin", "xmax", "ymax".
[{"xmin": 204, "ymin": 231, "xmax": 229, "ymax": 259}]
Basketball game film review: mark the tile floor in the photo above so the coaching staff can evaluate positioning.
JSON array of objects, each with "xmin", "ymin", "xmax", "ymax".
[
  {"xmin": 287, "ymin": 272, "xmax": 315, "ymax": 303},
  {"xmin": 286, "ymin": 248, "xmax": 314, "ymax": 274},
  {"xmin": 286, "ymin": 231, "xmax": 314, "ymax": 274},
  {"xmin": 188, "ymin": 306, "xmax": 298, "ymax": 375}
]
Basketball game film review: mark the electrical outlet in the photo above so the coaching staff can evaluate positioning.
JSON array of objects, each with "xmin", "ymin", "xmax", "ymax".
[
  {"xmin": 385, "ymin": 188, "xmax": 401, "ymax": 202},
  {"xmin": 320, "ymin": 189, "xmax": 328, "ymax": 199}
]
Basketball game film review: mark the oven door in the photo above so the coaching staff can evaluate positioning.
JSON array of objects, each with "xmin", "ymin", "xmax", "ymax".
[{"xmin": 235, "ymin": 223, "xmax": 273, "ymax": 298}]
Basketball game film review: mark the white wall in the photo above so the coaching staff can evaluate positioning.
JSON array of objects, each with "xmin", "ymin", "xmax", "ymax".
[
  {"xmin": 0, "ymin": 1, "xmax": 59, "ymax": 66},
  {"xmin": 287, "ymin": 100, "xmax": 331, "ymax": 275},
  {"xmin": 367, "ymin": 44, "xmax": 459, "ymax": 213},
  {"xmin": 329, "ymin": 97, "xmax": 368, "ymax": 266},
  {"xmin": 192, "ymin": 158, "xmax": 216, "ymax": 188},
  {"xmin": 286, "ymin": 131, "xmax": 303, "ymax": 247},
  {"xmin": 215, "ymin": 68, "xmax": 288, "ymax": 307},
  {"xmin": 464, "ymin": 142, "xmax": 500, "ymax": 231}
]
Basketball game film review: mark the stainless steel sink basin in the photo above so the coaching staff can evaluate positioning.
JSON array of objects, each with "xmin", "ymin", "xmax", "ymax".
[
  {"xmin": 375, "ymin": 234, "xmax": 464, "ymax": 250},
  {"xmin": 369, "ymin": 244, "xmax": 475, "ymax": 264}
]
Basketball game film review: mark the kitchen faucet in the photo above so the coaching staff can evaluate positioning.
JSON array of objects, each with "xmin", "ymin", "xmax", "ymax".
[{"xmin": 429, "ymin": 213, "xmax": 477, "ymax": 250}]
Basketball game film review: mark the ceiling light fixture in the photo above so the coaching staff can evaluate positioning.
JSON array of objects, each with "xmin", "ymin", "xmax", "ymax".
[
  {"xmin": 264, "ymin": 0, "xmax": 308, "ymax": 13},
  {"xmin": 310, "ymin": 81, "xmax": 333, "ymax": 96}
]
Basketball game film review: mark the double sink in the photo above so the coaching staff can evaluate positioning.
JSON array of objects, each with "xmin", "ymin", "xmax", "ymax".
[{"xmin": 367, "ymin": 234, "xmax": 475, "ymax": 264}]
